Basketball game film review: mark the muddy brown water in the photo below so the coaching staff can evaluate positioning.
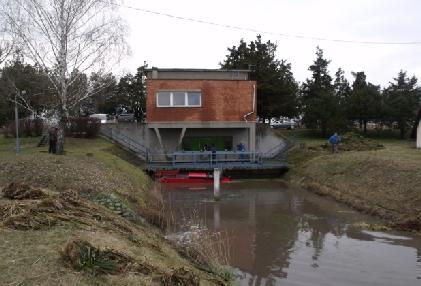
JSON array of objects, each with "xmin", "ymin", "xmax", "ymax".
[{"xmin": 162, "ymin": 180, "xmax": 421, "ymax": 286}]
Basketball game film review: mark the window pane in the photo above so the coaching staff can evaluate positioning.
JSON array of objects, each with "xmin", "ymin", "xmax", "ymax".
[
  {"xmin": 173, "ymin": 92, "xmax": 186, "ymax": 106},
  {"xmin": 188, "ymin": 92, "xmax": 201, "ymax": 106},
  {"xmin": 157, "ymin": 92, "xmax": 171, "ymax": 106}
]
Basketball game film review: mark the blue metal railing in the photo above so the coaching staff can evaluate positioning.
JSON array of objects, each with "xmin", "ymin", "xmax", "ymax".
[{"xmin": 147, "ymin": 151, "xmax": 263, "ymax": 166}]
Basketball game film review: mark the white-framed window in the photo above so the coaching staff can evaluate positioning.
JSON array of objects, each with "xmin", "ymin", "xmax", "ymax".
[{"xmin": 156, "ymin": 91, "xmax": 202, "ymax": 107}]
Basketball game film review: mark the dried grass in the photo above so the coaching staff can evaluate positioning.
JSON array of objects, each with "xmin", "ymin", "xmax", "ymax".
[
  {"xmin": 140, "ymin": 185, "xmax": 234, "ymax": 283},
  {"xmin": 0, "ymin": 138, "xmax": 228, "ymax": 286},
  {"xmin": 139, "ymin": 183, "xmax": 175, "ymax": 230},
  {"xmin": 1, "ymin": 189, "xmax": 136, "ymax": 233},
  {"xmin": 2, "ymin": 183, "xmax": 48, "ymax": 200},
  {"xmin": 61, "ymin": 239, "xmax": 205, "ymax": 286}
]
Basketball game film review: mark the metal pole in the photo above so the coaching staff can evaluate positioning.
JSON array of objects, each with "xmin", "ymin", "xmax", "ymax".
[
  {"xmin": 15, "ymin": 92, "xmax": 20, "ymax": 154},
  {"xmin": 213, "ymin": 168, "xmax": 221, "ymax": 201}
]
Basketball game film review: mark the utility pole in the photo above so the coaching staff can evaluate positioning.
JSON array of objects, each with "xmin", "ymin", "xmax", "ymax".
[
  {"xmin": 14, "ymin": 90, "xmax": 26, "ymax": 154},
  {"xmin": 15, "ymin": 91, "xmax": 20, "ymax": 154}
]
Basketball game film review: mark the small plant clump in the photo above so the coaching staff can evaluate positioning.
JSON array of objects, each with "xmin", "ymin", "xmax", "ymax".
[
  {"xmin": 161, "ymin": 267, "xmax": 200, "ymax": 286},
  {"xmin": 338, "ymin": 132, "xmax": 384, "ymax": 151},
  {"xmin": 90, "ymin": 193, "xmax": 135, "ymax": 219},
  {"xmin": 62, "ymin": 239, "xmax": 132, "ymax": 276},
  {"xmin": 353, "ymin": 222, "xmax": 391, "ymax": 232}
]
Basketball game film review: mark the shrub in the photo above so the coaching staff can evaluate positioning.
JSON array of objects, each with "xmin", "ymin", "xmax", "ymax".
[
  {"xmin": 2, "ymin": 117, "xmax": 100, "ymax": 138},
  {"xmin": 65, "ymin": 117, "xmax": 101, "ymax": 138},
  {"xmin": 32, "ymin": 118, "xmax": 44, "ymax": 136},
  {"xmin": 3, "ymin": 118, "xmax": 44, "ymax": 138}
]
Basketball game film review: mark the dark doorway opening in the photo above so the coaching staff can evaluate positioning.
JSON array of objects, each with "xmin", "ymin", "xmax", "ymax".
[{"xmin": 182, "ymin": 136, "xmax": 233, "ymax": 151}]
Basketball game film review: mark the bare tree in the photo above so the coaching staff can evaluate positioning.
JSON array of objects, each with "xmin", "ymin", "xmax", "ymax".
[
  {"xmin": 1, "ymin": 0, "xmax": 128, "ymax": 153},
  {"xmin": 0, "ymin": 39, "xmax": 14, "ymax": 65},
  {"xmin": 0, "ymin": 5, "xmax": 14, "ymax": 65}
]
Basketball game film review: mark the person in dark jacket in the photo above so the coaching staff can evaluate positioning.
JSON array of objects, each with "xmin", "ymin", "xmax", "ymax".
[
  {"xmin": 48, "ymin": 127, "xmax": 58, "ymax": 154},
  {"xmin": 328, "ymin": 133, "xmax": 340, "ymax": 154},
  {"xmin": 211, "ymin": 144, "xmax": 217, "ymax": 160}
]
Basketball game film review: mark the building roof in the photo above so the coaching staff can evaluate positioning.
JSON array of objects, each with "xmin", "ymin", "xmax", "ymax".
[
  {"xmin": 145, "ymin": 68, "xmax": 251, "ymax": 72},
  {"xmin": 145, "ymin": 68, "xmax": 251, "ymax": 80}
]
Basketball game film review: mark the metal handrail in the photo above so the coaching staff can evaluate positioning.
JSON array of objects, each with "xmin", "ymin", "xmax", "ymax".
[
  {"xmin": 147, "ymin": 151, "xmax": 263, "ymax": 165},
  {"xmin": 100, "ymin": 126, "xmax": 148, "ymax": 156}
]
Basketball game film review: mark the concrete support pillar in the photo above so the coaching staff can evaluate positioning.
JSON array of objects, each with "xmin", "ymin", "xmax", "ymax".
[
  {"xmin": 178, "ymin": 127, "xmax": 187, "ymax": 150},
  {"xmin": 417, "ymin": 120, "xmax": 421, "ymax": 149},
  {"xmin": 154, "ymin": 128, "xmax": 164, "ymax": 150},
  {"xmin": 249, "ymin": 124, "xmax": 256, "ymax": 152},
  {"xmin": 213, "ymin": 168, "xmax": 221, "ymax": 201}
]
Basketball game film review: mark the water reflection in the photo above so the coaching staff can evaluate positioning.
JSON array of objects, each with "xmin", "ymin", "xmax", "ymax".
[{"xmin": 163, "ymin": 181, "xmax": 421, "ymax": 286}]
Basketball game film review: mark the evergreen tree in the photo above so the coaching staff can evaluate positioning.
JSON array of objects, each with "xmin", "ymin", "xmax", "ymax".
[
  {"xmin": 0, "ymin": 59, "xmax": 53, "ymax": 125},
  {"xmin": 384, "ymin": 71, "xmax": 421, "ymax": 138},
  {"xmin": 115, "ymin": 65, "xmax": 147, "ymax": 121},
  {"xmin": 81, "ymin": 72, "xmax": 118, "ymax": 115},
  {"xmin": 220, "ymin": 35, "xmax": 298, "ymax": 120},
  {"xmin": 301, "ymin": 47, "xmax": 343, "ymax": 136},
  {"xmin": 348, "ymin": 72, "xmax": 381, "ymax": 133},
  {"xmin": 334, "ymin": 68, "xmax": 351, "ymax": 102},
  {"xmin": 333, "ymin": 68, "xmax": 352, "ymax": 130}
]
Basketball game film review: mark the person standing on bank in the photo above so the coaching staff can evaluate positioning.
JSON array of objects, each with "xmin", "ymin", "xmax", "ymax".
[
  {"xmin": 48, "ymin": 126, "xmax": 58, "ymax": 154},
  {"xmin": 328, "ymin": 133, "xmax": 340, "ymax": 154},
  {"xmin": 211, "ymin": 144, "xmax": 217, "ymax": 160}
]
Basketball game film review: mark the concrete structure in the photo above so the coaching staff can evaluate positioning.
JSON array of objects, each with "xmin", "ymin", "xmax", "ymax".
[
  {"xmin": 213, "ymin": 168, "xmax": 221, "ymax": 201},
  {"xmin": 145, "ymin": 68, "xmax": 257, "ymax": 154},
  {"xmin": 100, "ymin": 68, "xmax": 288, "ymax": 174},
  {"xmin": 417, "ymin": 120, "xmax": 421, "ymax": 149}
]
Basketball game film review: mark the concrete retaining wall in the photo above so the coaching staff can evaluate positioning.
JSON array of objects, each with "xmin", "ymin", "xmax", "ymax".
[
  {"xmin": 101, "ymin": 123, "xmax": 147, "ymax": 143},
  {"xmin": 256, "ymin": 124, "xmax": 288, "ymax": 156}
]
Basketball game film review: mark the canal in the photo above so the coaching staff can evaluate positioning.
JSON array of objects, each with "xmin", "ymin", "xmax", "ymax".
[{"xmin": 162, "ymin": 180, "xmax": 421, "ymax": 286}]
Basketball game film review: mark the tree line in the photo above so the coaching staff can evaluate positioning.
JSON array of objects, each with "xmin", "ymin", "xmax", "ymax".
[
  {"xmin": 1, "ymin": 33, "xmax": 421, "ymax": 141},
  {"xmin": 221, "ymin": 35, "xmax": 421, "ymax": 139},
  {"xmin": 0, "ymin": 56, "xmax": 147, "ymax": 126}
]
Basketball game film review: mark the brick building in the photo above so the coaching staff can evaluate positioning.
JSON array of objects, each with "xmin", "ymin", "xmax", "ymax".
[{"xmin": 145, "ymin": 68, "xmax": 257, "ymax": 153}]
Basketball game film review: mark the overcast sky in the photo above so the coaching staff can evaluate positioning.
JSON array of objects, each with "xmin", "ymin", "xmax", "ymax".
[{"xmin": 117, "ymin": 0, "xmax": 421, "ymax": 87}]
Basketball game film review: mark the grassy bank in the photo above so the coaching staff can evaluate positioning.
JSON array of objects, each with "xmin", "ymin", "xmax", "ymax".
[
  {"xmin": 279, "ymin": 129, "xmax": 421, "ymax": 232},
  {"xmin": 0, "ymin": 137, "xmax": 231, "ymax": 285}
]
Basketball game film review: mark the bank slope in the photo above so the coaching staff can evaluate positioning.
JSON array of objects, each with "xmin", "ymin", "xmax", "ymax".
[
  {"xmin": 291, "ymin": 141, "xmax": 421, "ymax": 231},
  {"xmin": 0, "ymin": 137, "xmax": 229, "ymax": 285}
]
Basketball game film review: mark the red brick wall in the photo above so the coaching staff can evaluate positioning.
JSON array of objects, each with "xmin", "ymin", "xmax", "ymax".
[{"xmin": 146, "ymin": 80, "xmax": 257, "ymax": 122}]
